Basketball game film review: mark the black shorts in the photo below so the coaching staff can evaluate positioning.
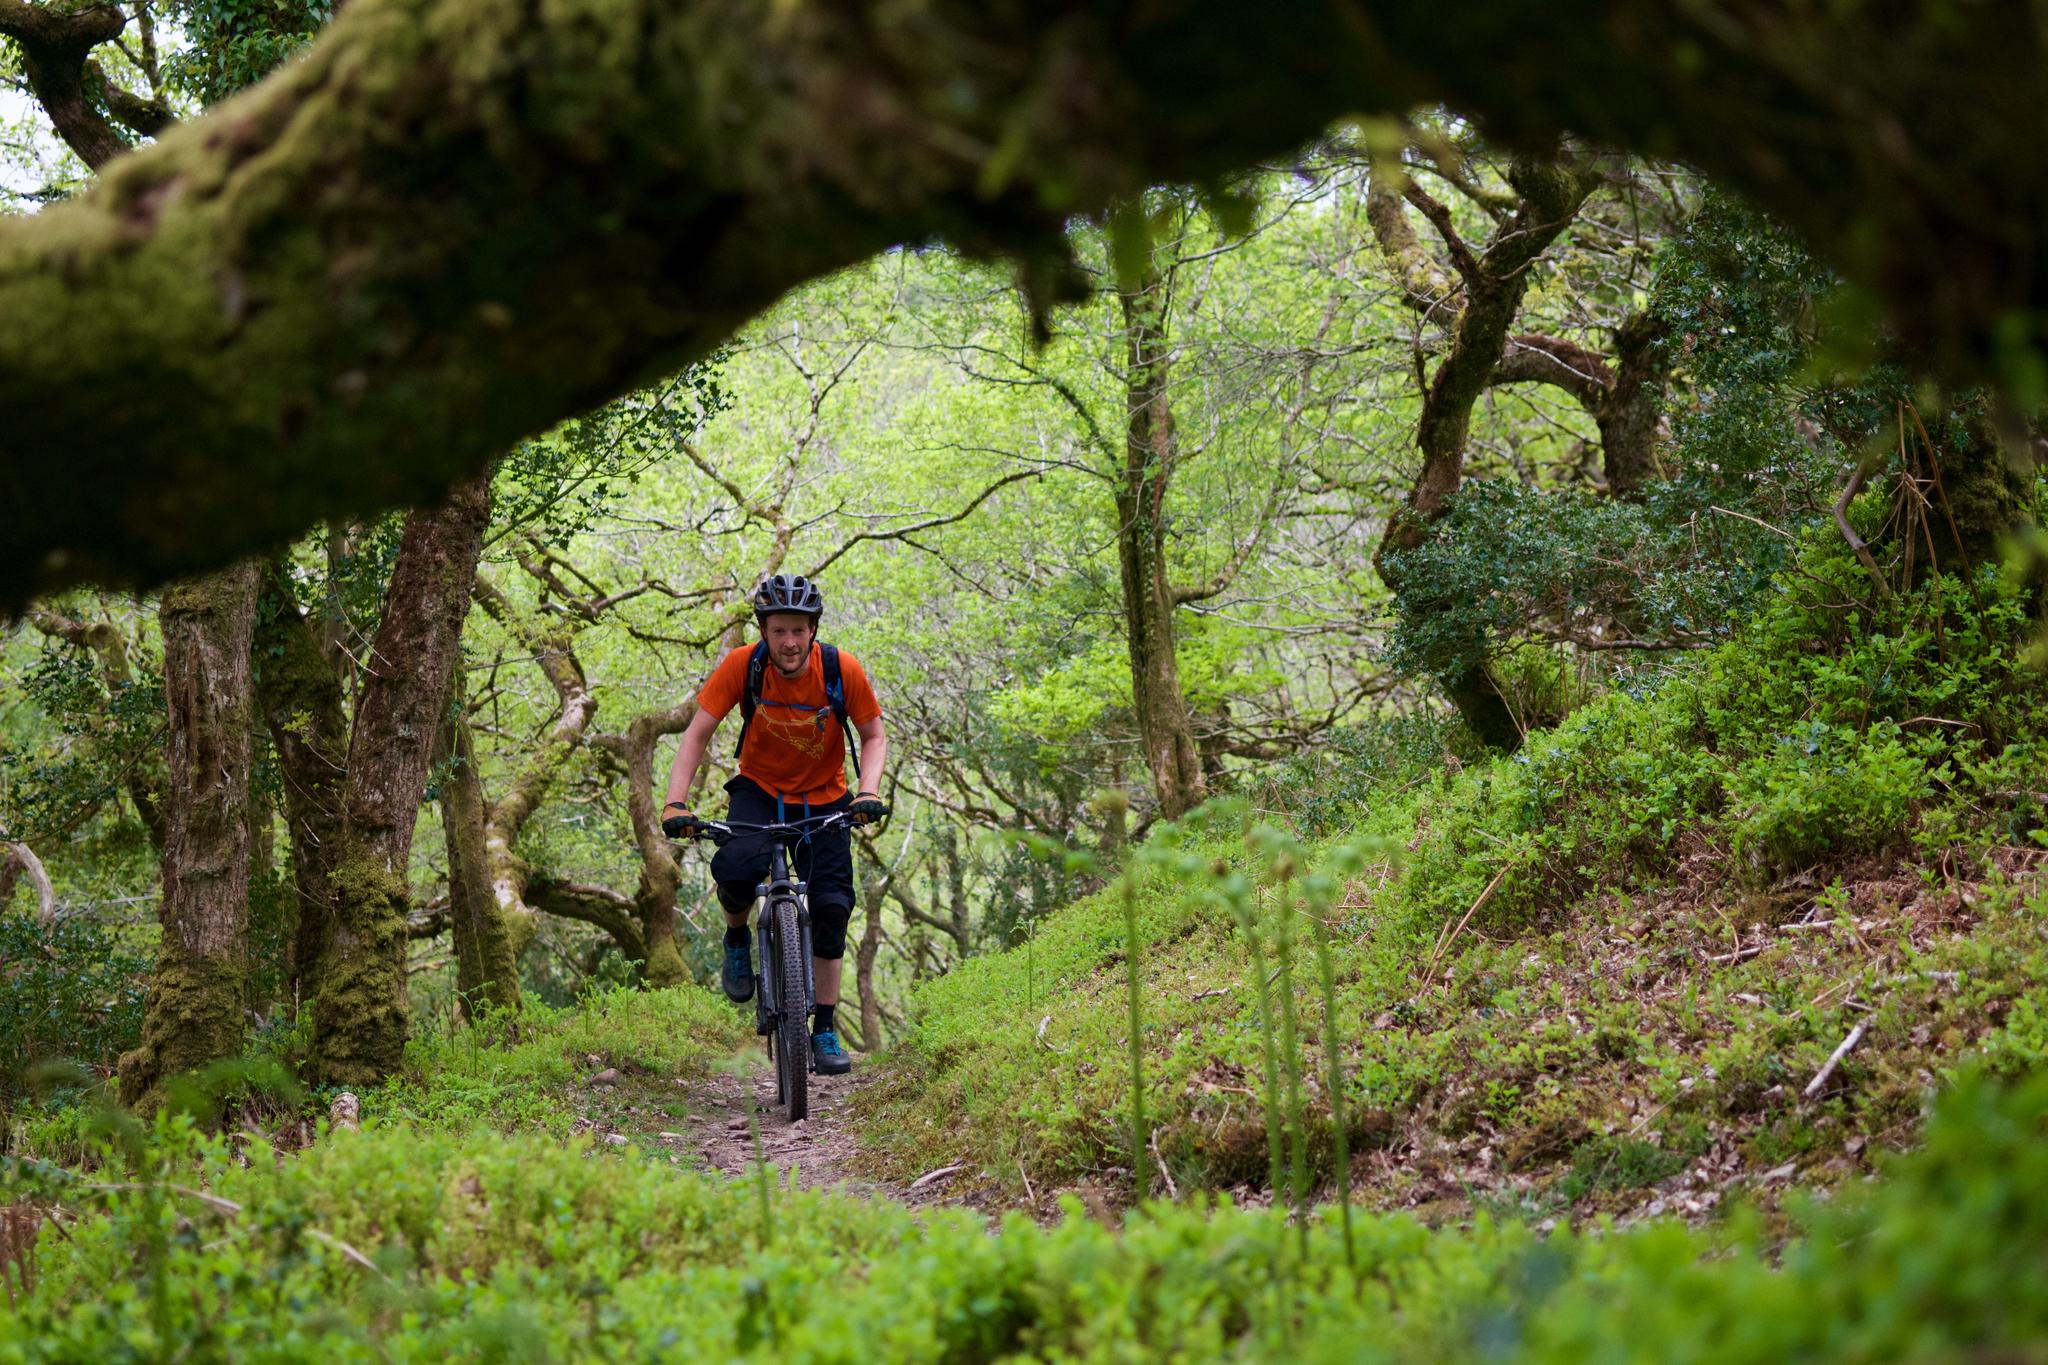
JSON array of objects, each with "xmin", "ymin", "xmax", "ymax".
[{"xmin": 708, "ymin": 776, "xmax": 856, "ymax": 911}]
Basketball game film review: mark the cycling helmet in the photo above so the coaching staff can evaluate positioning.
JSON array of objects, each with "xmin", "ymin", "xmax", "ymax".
[{"xmin": 752, "ymin": 573, "xmax": 823, "ymax": 620}]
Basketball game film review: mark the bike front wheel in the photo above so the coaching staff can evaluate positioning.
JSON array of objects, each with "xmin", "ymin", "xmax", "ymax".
[{"xmin": 771, "ymin": 896, "xmax": 810, "ymax": 1122}]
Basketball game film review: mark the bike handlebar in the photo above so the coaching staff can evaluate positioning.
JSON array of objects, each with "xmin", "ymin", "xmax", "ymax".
[{"xmin": 674, "ymin": 810, "xmax": 859, "ymax": 845}]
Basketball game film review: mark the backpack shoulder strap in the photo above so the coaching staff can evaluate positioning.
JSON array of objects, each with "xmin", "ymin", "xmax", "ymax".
[
  {"xmin": 819, "ymin": 644, "xmax": 861, "ymax": 787},
  {"xmin": 734, "ymin": 642, "xmax": 769, "ymax": 763}
]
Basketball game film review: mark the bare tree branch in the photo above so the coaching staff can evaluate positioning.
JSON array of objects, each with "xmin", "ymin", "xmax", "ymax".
[{"xmin": 0, "ymin": 840, "xmax": 55, "ymax": 925}]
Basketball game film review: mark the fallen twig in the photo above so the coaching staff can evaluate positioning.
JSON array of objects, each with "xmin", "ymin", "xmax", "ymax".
[
  {"xmin": 1035, "ymin": 1015, "xmax": 1069, "ymax": 1054},
  {"xmin": 1707, "ymin": 944, "xmax": 1766, "ymax": 964},
  {"xmin": 1708, "ymin": 505, "xmax": 1796, "ymax": 540},
  {"xmin": 1804, "ymin": 1020, "xmax": 1871, "ymax": 1099},
  {"xmin": 1425, "ymin": 861, "xmax": 1517, "ymax": 982},
  {"xmin": 907, "ymin": 1163, "xmax": 968, "ymax": 1193},
  {"xmin": 304, "ymin": 1229, "xmax": 384, "ymax": 1274},
  {"xmin": 1148, "ymin": 1129, "xmax": 1178, "ymax": 1200}
]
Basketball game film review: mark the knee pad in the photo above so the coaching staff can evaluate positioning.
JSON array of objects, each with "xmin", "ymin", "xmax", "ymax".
[
  {"xmin": 715, "ymin": 882, "xmax": 756, "ymax": 917},
  {"xmin": 810, "ymin": 901, "xmax": 852, "ymax": 960}
]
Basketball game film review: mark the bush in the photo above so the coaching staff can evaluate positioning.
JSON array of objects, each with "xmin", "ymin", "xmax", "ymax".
[
  {"xmin": 0, "ymin": 912, "xmax": 148, "ymax": 1112},
  {"xmin": 1725, "ymin": 722, "xmax": 1934, "ymax": 877}
]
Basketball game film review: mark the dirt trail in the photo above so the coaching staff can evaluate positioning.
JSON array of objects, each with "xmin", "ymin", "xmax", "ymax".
[
  {"xmin": 586, "ymin": 1049, "xmax": 982, "ymax": 1210},
  {"xmin": 676, "ymin": 1061, "xmax": 906, "ymax": 1198}
]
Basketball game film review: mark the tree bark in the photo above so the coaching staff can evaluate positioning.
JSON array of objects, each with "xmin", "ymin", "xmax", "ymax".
[
  {"xmin": 1115, "ymin": 255, "xmax": 1207, "ymax": 820},
  {"xmin": 309, "ymin": 472, "xmax": 489, "ymax": 1086},
  {"xmin": 438, "ymin": 688, "xmax": 527, "ymax": 1017},
  {"xmin": 0, "ymin": 841, "xmax": 55, "ymax": 924},
  {"xmin": 1598, "ymin": 312, "xmax": 1666, "ymax": 499},
  {"xmin": 117, "ymin": 561, "xmax": 259, "ymax": 1113},
  {"xmin": 0, "ymin": 0, "xmax": 134, "ymax": 171},
  {"xmin": 252, "ymin": 558, "xmax": 349, "ymax": 998},
  {"xmin": 611, "ymin": 703, "xmax": 693, "ymax": 987},
  {"xmin": 1493, "ymin": 312, "xmax": 1668, "ymax": 500},
  {"xmin": 855, "ymin": 877, "xmax": 883, "ymax": 1052}
]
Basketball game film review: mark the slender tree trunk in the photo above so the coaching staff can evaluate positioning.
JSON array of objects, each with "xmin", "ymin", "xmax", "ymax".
[
  {"xmin": 1371, "ymin": 156, "xmax": 1599, "ymax": 752},
  {"xmin": 943, "ymin": 830, "xmax": 972, "ymax": 954},
  {"xmin": 855, "ymin": 879, "xmax": 883, "ymax": 1052},
  {"xmin": 244, "ymin": 737, "xmax": 290, "ymax": 1016},
  {"xmin": 310, "ymin": 472, "xmax": 489, "ymax": 1086},
  {"xmin": 1115, "ymin": 262, "xmax": 1206, "ymax": 819},
  {"xmin": 439, "ymin": 700, "xmax": 525, "ymax": 1017},
  {"xmin": 614, "ymin": 703, "xmax": 692, "ymax": 986},
  {"xmin": 118, "ymin": 561, "xmax": 259, "ymax": 1113}
]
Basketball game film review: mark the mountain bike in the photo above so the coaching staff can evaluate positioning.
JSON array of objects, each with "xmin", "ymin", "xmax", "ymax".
[{"xmin": 680, "ymin": 810, "xmax": 852, "ymax": 1123}]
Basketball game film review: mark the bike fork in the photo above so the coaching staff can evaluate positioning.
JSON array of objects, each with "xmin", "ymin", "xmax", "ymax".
[{"xmin": 754, "ymin": 914, "xmax": 777, "ymax": 1034}]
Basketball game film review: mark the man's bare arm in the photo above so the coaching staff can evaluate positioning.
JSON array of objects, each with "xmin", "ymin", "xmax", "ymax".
[
  {"xmin": 664, "ymin": 708, "xmax": 721, "ymax": 812},
  {"xmin": 854, "ymin": 716, "xmax": 888, "ymax": 799}
]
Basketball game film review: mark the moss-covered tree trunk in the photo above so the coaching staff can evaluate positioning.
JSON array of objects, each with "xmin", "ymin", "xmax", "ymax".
[
  {"xmin": 117, "ymin": 561, "xmax": 259, "ymax": 1112},
  {"xmin": 252, "ymin": 557, "xmax": 349, "ymax": 1000},
  {"xmin": 1370, "ymin": 155, "xmax": 1600, "ymax": 752},
  {"xmin": 1597, "ymin": 313, "xmax": 1667, "ymax": 500},
  {"xmin": 438, "ymin": 697, "xmax": 526, "ymax": 1017},
  {"xmin": 1493, "ymin": 311, "xmax": 1668, "ymax": 500},
  {"xmin": 1115, "ymin": 258, "xmax": 1207, "ymax": 821},
  {"xmin": 615, "ymin": 703, "xmax": 693, "ymax": 987},
  {"xmin": 310, "ymin": 472, "xmax": 489, "ymax": 1086},
  {"xmin": 1925, "ymin": 398, "xmax": 2042, "ymax": 581}
]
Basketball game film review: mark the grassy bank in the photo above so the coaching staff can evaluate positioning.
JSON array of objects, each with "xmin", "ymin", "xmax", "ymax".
[{"xmin": 859, "ymin": 529, "xmax": 2048, "ymax": 1217}]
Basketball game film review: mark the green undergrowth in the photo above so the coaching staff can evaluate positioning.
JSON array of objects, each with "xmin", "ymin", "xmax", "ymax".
[
  {"xmin": 372, "ymin": 986, "xmax": 751, "ymax": 1135},
  {"xmin": 860, "ymin": 528, "xmax": 2048, "ymax": 1212},
  {"xmin": 6, "ymin": 1072, "xmax": 2048, "ymax": 1360},
  {"xmin": 6, "ymin": 985, "xmax": 751, "ymax": 1168}
]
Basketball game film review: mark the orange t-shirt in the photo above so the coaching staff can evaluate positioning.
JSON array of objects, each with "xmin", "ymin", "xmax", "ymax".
[{"xmin": 697, "ymin": 643, "xmax": 882, "ymax": 804}]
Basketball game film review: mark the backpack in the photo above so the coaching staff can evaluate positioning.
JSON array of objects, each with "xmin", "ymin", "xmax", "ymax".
[{"xmin": 734, "ymin": 641, "xmax": 860, "ymax": 787}]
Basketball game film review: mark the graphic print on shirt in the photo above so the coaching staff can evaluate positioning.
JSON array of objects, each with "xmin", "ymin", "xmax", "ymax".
[{"xmin": 758, "ymin": 706, "xmax": 832, "ymax": 760}]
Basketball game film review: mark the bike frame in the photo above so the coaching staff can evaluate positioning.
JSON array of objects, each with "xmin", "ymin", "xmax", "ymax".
[{"xmin": 752, "ymin": 836, "xmax": 815, "ymax": 1036}]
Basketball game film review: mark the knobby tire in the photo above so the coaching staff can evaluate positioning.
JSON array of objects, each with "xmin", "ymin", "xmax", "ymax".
[{"xmin": 774, "ymin": 897, "xmax": 810, "ymax": 1123}]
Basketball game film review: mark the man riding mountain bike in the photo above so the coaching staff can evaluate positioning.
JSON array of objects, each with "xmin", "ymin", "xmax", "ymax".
[{"xmin": 660, "ymin": 574, "xmax": 888, "ymax": 1076}]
